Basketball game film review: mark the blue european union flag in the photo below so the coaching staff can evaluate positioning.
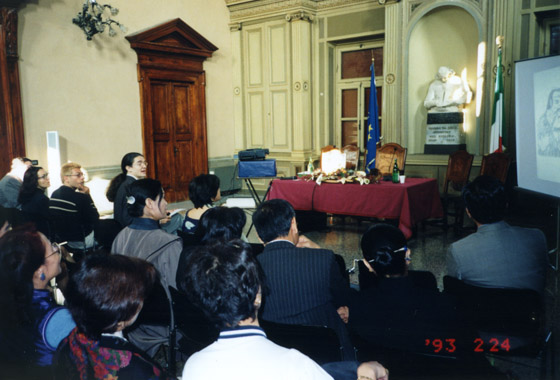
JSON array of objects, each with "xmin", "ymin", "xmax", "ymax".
[{"xmin": 365, "ymin": 61, "xmax": 380, "ymax": 174}]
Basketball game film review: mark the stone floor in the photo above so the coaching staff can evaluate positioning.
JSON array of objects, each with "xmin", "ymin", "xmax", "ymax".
[{"xmin": 169, "ymin": 194, "xmax": 559, "ymax": 379}]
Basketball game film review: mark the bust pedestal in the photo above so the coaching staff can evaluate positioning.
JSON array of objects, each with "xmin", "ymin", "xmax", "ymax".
[{"xmin": 424, "ymin": 112, "xmax": 466, "ymax": 154}]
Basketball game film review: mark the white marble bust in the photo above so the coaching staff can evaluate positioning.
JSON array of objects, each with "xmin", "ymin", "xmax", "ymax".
[{"xmin": 424, "ymin": 66, "xmax": 472, "ymax": 113}]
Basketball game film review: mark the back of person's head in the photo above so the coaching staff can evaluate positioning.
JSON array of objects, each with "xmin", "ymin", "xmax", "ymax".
[
  {"xmin": 18, "ymin": 166, "xmax": 42, "ymax": 204},
  {"xmin": 60, "ymin": 162, "xmax": 81, "ymax": 182},
  {"xmin": 106, "ymin": 152, "xmax": 143, "ymax": 202},
  {"xmin": 361, "ymin": 224, "xmax": 407, "ymax": 277},
  {"xmin": 127, "ymin": 178, "xmax": 163, "ymax": 218},
  {"xmin": 180, "ymin": 239, "xmax": 261, "ymax": 329},
  {"xmin": 252, "ymin": 199, "xmax": 295, "ymax": 243},
  {"xmin": 188, "ymin": 174, "xmax": 220, "ymax": 208},
  {"xmin": 64, "ymin": 252, "xmax": 156, "ymax": 339},
  {"xmin": 462, "ymin": 175, "xmax": 506, "ymax": 224},
  {"xmin": 195, "ymin": 207, "xmax": 246, "ymax": 244},
  {"xmin": 9, "ymin": 157, "xmax": 31, "ymax": 179},
  {"xmin": 0, "ymin": 227, "xmax": 45, "ymax": 327}
]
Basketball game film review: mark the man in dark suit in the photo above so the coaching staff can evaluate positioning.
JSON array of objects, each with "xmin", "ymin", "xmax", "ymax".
[
  {"xmin": 446, "ymin": 175, "xmax": 548, "ymax": 294},
  {"xmin": 253, "ymin": 199, "xmax": 354, "ymax": 360}
]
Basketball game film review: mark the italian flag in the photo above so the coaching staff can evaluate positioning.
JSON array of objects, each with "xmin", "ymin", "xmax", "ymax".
[{"xmin": 490, "ymin": 47, "xmax": 504, "ymax": 153}]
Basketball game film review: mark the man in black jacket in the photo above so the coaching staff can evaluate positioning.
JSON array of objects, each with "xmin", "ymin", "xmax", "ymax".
[
  {"xmin": 253, "ymin": 199, "xmax": 354, "ymax": 360},
  {"xmin": 49, "ymin": 162, "xmax": 99, "ymax": 249}
]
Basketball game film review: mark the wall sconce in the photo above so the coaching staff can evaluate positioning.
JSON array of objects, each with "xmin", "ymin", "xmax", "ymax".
[{"xmin": 72, "ymin": 0, "xmax": 126, "ymax": 40}]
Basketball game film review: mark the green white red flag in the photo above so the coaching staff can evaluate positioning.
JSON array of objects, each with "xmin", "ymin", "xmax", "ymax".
[{"xmin": 490, "ymin": 47, "xmax": 504, "ymax": 153}]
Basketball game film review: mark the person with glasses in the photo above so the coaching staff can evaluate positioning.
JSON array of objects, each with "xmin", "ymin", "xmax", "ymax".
[
  {"xmin": 49, "ymin": 162, "xmax": 100, "ymax": 250},
  {"xmin": 106, "ymin": 152, "xmax": 147, "ymax": 228},
  {"xmin": 106, "ymin": 152, "xmax": 182, "ymax": 235},
  {"xmin": 18, "ymin": 166, "xmax": 52, "ymax": 236},
  {"xmin": 0, "ymin": 228, "xmax": 75, "ymax": 378}
]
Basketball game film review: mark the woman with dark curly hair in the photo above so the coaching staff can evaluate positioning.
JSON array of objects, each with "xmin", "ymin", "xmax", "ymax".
[
  {"xmin": 18, "ymin": 166, "xmax": 51, "ymax": 236},
  {"xmin": 0, "ymin": 227, "xmax": 75, "ymax": 378},
  {"xmin": 53, "ymin": 253, "xmax": 171, "ymax": 380}
]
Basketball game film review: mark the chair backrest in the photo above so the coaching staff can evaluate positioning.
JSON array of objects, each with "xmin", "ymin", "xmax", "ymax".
[
  {"xmin": 342, "ymin": 145, "xmax": 359, "ymax": 170},
  {"xmin": 443, "ymin": 150, "xmax": 474, "ymax": 194},
  {"xmin": 168, "ymin": 286, "xmax": 218, "ymax": 358},
  {"xmin": 260, "ymin": 319, "xmax": 343, "ymax": 364},
  {"xmin": 375, "ymin": 143, "xmax": 407, "ymax": 176},
  {"xmin": 480, "ymin": 152, "xmax": 511, "ymax": 183},
  {"xmin": 443, "ymin": 276, "xmax": 543, "ymax": 353}
]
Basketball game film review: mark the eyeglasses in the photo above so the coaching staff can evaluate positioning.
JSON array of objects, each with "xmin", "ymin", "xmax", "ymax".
[
  {"xmin": 46, "ymin": 241, "xmax": 67, "ymax": 259},
  {"xmin": 38, "ymin": 173, "xmax": 49, "ymax": 180}
]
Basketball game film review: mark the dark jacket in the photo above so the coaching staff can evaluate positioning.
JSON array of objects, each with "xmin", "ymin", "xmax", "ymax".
[{"xmin": 49, "ymin": 186, "xmax": 99, "ymax": 242}]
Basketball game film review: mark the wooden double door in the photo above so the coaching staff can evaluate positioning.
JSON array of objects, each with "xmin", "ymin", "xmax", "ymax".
[
  {"xmin": 142, "ymin": 69, "xmax": 207, "ymax": 203},
  {"xmin": 127, "ymin": 19, "xmax": 217, "ymax": 203}
]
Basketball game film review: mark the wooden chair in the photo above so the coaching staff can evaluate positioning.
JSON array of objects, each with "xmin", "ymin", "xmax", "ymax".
[
  {"xmin": 442, "ymin": 149, "xmax": 474, "ymax": 232},
  {"xmin": 480, "ymin": 152, "xmax": 511, "ymax": 183},
  {"xmin": 375, "ymin": 143, "xmax": 407, "ymax": 176},
  {"xmin": 342, "ymin": 145, "xmax": 359, "ymax": 170}
]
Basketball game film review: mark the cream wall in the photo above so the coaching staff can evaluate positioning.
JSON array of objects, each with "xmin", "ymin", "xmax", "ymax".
[
  {"xmin": 407, "ymin": 5, "xmax": 478, "ymax": 155},
  {"xmin": 18, "ymin": 0, "xmax": 234, "ymax": 170}
]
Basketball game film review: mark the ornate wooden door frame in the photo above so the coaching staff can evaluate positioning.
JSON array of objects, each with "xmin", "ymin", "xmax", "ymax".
[
  {"xmin": 126, "ymin": 19, "xmax": 217, "ymax": 202},
  {"xmin": 0, "ymin": 6, "xmax": 26, "ymax": 175}
]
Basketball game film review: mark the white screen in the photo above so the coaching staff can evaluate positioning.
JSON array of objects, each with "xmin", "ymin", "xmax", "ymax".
[{"xmin": 515, "ymin": 55, "xmax": 560, "ymax": 199}]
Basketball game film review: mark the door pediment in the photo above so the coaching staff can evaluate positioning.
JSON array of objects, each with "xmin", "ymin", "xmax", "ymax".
[{"xmin": 126, "ymin": 18, "xmax": 218, "ymax": 58}]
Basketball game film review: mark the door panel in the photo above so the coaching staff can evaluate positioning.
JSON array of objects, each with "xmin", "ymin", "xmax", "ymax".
[{"xmin": 143, "ymin": 71, "xmax": 206, "ymax": 203}]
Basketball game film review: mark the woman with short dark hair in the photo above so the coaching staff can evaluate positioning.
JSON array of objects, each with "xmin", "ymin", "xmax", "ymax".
[
  {"xmin": 182, "ymin": 174, "xmax": 221, "ymax": 234},
  {"xmin": 0, "ymin": 228, "xmax": 75, "ymax": 377},
  {"xmin": 176, "ymin": 206, "xmax": 247, "ymax": 291},
  {"xmin": 53, "ymin": 253, "xmax": 171, "ymax": 379},
  {"xmin": 18, "ymin": 166, "xmax": 51, "ymax": 236}
]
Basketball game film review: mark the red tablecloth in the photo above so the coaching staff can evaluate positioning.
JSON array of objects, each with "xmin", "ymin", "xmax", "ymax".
[{"xmin": 268, "ymin": 178, "xmax": 443, "ymax": 239}]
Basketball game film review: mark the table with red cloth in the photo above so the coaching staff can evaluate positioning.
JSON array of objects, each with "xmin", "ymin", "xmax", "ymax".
[{"xmin": 268, "ymin": 178, "xmax": 443, "ymax": 239}]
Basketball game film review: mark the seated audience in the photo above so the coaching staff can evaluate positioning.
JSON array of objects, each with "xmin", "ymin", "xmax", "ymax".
[
  {"xmin": 106, "ymin": 152, "xmax": 181, "ymax": 234},
  {"xmin": 18, "ymin": 166, "xmax": 51, "ymax": 236},
  {"xmin": 252, "ymin": 199, "xmax": 355, "ymax": 360},
  {"xmin": 0, "ymin": 227, "xmax": 75, "ymax": 378},
  {"xmin": 349, "ymin": 224, "xmax": 465, "ymax": 355},
  {"xmin": 111, "ymin": 178, "xmax": 182, "ymax": 356},
  {"xmin": 446, "ymin": 175, "xmax": 548, "ymax": 294},
  {"xmin": 182, "ymin": 173, "xmax": 221, "ymax": 234},
  {"xmin": 49, "ymin": 162, "xmax": 99, "ymax": 250},
  {"xmin": 179, "ymin": 240, "xmax": 388, "ymax": 380},
  {"xmin": 52, "ymin": 253, "xmax": 171, "ymax": 380},
  {"xmin": 0, "ymin": 157, "xmax": 32, "ymax": 208},
  {"xmin": 176, "ymin": 206, "xmax": 246, "ymax": 289}
]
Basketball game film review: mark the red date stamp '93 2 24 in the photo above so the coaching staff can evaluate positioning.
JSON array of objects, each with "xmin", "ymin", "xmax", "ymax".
[{"xmin": 424, "ymin": 338, "xmax": 511, "ymax": 353}]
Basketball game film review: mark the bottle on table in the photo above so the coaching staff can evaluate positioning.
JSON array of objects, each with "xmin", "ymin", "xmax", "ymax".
[
  {"xmin": 392, "ymin": 159, "xmax": 399, "ymax": 183},
  {"xmin": 307, "ymin": 157, "xmax": 314, "ymax": 173}
]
